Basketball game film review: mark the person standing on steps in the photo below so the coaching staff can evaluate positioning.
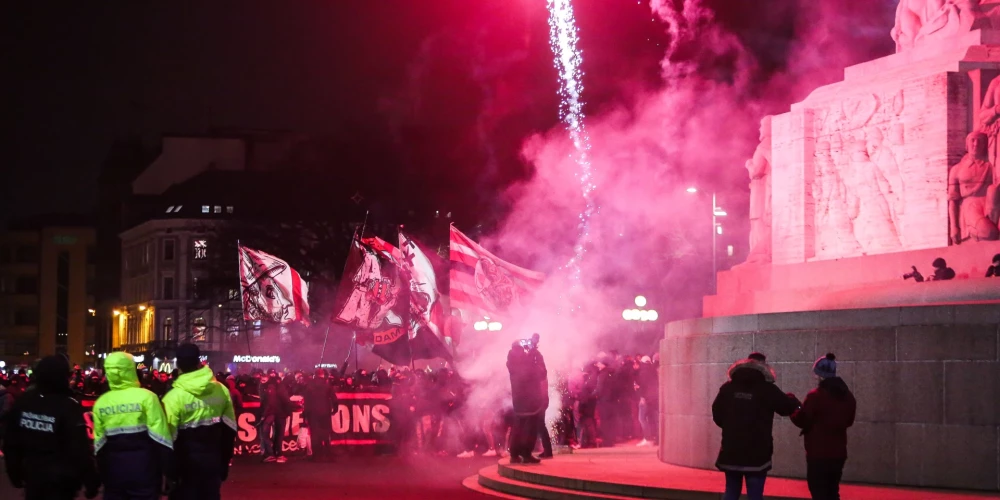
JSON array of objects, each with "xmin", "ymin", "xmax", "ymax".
[
  {"xmin": 791, "ymin": 353, "xmax": 856, "ymax": 500},
  {"xmin": 712, "ymin": 356, "xmax": 800, "ymax": 500},
  {"xmin": 506, "ymin": 335, "xmax": 547, "ymax": 464}
]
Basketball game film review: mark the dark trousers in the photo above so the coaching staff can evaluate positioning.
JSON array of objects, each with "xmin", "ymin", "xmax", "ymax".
[
  {"xmin": 103, "ymin": 487, "xmax": 160, "ymax": 500},
  {"xmin": 535, "ymin": 414, "xmax": 552, "ymax": 455},
  {"xmin": 170, "ymin": 473, "xmax": 222, "ymax": 500},
  {"xmin": 24, "ymin": 482, "xmax": 77, "ymax": 500},
  {"xmin": 310, "ymin": 426, "xmax": 332, "ymax": 460},
  {"xmin": 807, "ymin": 458, "xmax": 846, "ymax": 500},
  {"xmin": 598, "ymin": 400, "xmax": 618, "ymax": 445},
  {"xmin": 510, "ymin": 414, "xmax": 539, "ymax": 459},
  {"xmin": 723, "ymin": 471, "xmax": 766, "ymax": 500},
  {"xmin": 578, "ymin": 416, "xmax": 598, "ymax": 448}
]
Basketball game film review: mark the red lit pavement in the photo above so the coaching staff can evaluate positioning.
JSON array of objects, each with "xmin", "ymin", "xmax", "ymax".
[{"xmin": 470, "ymin": 447, "xmax": 996, "ymax": 499}]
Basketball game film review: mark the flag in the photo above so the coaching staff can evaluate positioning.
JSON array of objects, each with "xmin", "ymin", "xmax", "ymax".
[
  {"xmin": 239, "ymin": 246, "xmax": 310, "ymax": 325},
  {"xmin": 399, "ymin": 230, "xmax": 451, "ymax": 361},
  {"xmin": 449, "ymin": 225, "xmax": 545, "ymax": 320},
  {"xmin": 333, "ymin": 237, "xmax": 411, "ymax": 365}
]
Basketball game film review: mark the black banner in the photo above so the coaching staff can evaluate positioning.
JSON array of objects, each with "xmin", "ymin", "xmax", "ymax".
[{"xmin": 82, "ymin": 392, "xmax": 393, "ymax": 456}]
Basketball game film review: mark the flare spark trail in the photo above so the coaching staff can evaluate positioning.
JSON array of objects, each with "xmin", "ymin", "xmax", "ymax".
[{"xmin": 546, "ymin": 0, "xmax": 595, "ymax": 290}]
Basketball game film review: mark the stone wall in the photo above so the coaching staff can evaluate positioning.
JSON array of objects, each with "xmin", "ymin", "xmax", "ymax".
[{"xmin": 659, "ymin": 304, "xmax": 1000, "ymax": 491}]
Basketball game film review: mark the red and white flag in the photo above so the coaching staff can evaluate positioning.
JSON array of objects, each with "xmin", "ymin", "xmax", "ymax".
[
  {"xmin": 400, "ymin": 230, "xmax": 451, "ymax": 360},
  {"xmin": 449, "ymin": 225, "xmax": 545, "ymax": 319},
  {"xmin": 239, "ymin": 246, "xmax": 310, "ymax": 325}
]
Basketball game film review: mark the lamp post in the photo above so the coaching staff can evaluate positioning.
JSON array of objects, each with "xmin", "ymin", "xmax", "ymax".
[{"xmin": 686, "ymin": 188, "xmax": 726, "ymax": 294}]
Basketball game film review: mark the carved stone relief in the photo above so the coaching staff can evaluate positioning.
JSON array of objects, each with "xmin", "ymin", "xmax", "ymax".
[{"xmin": 813, "ymin": 90, "xmax": 906, "ymax": 257}]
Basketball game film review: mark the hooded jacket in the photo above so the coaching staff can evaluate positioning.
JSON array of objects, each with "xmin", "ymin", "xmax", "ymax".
[
  {"xmin": 712, "ymin": 359, "xmax": 800, "ymax": 472},
  {"xmin": 91, "ymin": 352, "xmax": 174, "ymax": 493},
  {"xmin": 790, "ymin": 377, "xmax": 856, "ymax": 460},
  {"xmin": 2, "ymin": 356, "xmax": 100, "ymax": 495},
  {"xmin": 162, "ymin": 366, "xmax": 237, "ymax": 483},
  {"xmin": 507, "ymin": 342, "xmax": 548, "ymax": 416}
]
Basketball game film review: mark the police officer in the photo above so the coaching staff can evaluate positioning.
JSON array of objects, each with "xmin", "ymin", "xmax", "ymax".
[
  {"xmin": 2, "ymin": 355, "xmax": 101, "ymax": 500},
  {"xmin": 162, "ymin": 344, "xmax": 237, "ymax": 500},
  {"xmin": 92, "ymin": 351, "xmax": 174, "ymax": 500}
]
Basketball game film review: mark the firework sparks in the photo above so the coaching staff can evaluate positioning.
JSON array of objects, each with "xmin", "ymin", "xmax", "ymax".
[{"xmin": 547, "ymin": 0, "xmax": 595, "ymax": 289}]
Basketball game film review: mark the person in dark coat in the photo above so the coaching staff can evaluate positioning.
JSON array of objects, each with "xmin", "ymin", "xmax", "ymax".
[
  {"xmin": 259, "ymin": 377, "xmax": 292, "ymax": 463},
  {"xmin": 302, "ymin": 369, "xmax": 338, "ymax": 462},
  {"xmin": 507, "ymin": 338, "xmax": 546, "ymax": 464},
  {"xmin": 2, "ymin": 355, "xmax": 101, "ymax": 500},
  {"xmin": 791, "ymin": 353, "xmax": 856, "ymax": 500},
  {"xmin": 712, "ymin": 358, "xmax": 800, "ymax": 500},
  {"xmin": 529, "ymin": 333, "xmax": 553, "ymax": 458},
  {"xmin": 635, "ymin": 355, "xmax": 658, "ymax": 446}
]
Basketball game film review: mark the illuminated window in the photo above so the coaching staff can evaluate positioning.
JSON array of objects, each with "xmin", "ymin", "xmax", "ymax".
[
  {"xmin": 227, "ymin": 316, "xmax": 240, "ymax": 339},
  {"xmin": 226, "ymin": 206, "xmax": 234, "ymax": 214},
  {"xmin": 201, "ymin": 205, "xmax": 210, "ymax": 213},
  {"xmin": 166, "ymin": 206, "xmax": 175, "ymax": 213},
  {"xmin": 192, "ymin": 317, "xmax": 207, "ymax": 342},
  {"xmin": 228, "ymin": 288, "xmax": 239, "ymax": 300},
  {"xmin": 213, "ymin": 206, "xmax": 222, "ymax": 214},
  {"xmin": 727, "ymin": 245, "xmax": 734, "ymax": 257},
  {"xmin": 193, "ymin": 240, "xmax": 208, "ymax": 260},
  {"xmin": 163, "ymin": 317, "xmax": 173, "ymax": 341}
]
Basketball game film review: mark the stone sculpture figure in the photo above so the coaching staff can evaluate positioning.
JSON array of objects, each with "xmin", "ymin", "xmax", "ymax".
[
  {"xmin": 891, "ymin": 0, "xmax": 986, "ymax": 52},
  {"xmin": 948, "ymin": 132, "xmax": 1000, "ymax": 243},
  {"xmin": 745, "ymin": 116, "xmax": 772, "ymax": 264},
  {"xmin": 977, "ymin": 75, "xmax": 1000, "ymax": 168},
  {"xmin": 844, "ymin": 139, "xmax": 903, "ymax": 255},
  {"xmin": 814, "ymin": 138, "xmax": 862, "ymax": 257}
]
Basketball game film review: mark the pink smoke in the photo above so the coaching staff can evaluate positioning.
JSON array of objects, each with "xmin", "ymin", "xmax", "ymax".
[{"xmin": 457, "ymin": 0, "xmax": 896, "ymax": 416}]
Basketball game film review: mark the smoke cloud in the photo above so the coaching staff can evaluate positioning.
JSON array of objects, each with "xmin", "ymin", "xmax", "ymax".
[{"xmin": 455, "ymin": 0, "xmax": 896, "ymax": 419}]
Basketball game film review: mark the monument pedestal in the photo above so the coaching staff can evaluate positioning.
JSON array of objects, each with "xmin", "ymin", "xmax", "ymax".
[
  {"xmin": 663, "ymin": 26, "xmax": 1000, "ymax": 493},
  {"xmin": 659, "ymin": 305, "xmax": 1000, "ymax": 491}
]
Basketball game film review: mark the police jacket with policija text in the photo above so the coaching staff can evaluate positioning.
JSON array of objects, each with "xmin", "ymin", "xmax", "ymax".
[
  {"xmin": 712, "ymin": 359, "xmax": 799, "ymax": 473},
  {"xmin": 91, "ymin": 352, "xmax": 174, "ymax": 489},
  {"xmin": 162, "ymin": 366, "xmax": 237, "ymax": 481},
  {"xmin": 2, "ymin": 386, "xmax": 100, "ymax": 492}
]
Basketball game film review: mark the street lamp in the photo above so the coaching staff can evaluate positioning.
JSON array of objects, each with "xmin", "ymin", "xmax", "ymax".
[{"xmin": 687, "ymin": 187, "xmax": 726, "ymax": 294}]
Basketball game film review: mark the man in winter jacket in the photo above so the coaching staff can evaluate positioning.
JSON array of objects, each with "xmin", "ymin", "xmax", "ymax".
[
  {"xmin": 712, "ymin": 357, "xmax": 800, "ymax": 500},
  {"xmin": 507, "ymin": 338, "xmax": 546, "ymax": 464},
  {"xmin": 791, "ymin": 353, "xmax": 856, "ymax": 500},
  {"xmin": 92, "ymin": 352, "xmax": 174, "ymax": 500},
  {"xmin": 2, "ymin": 355, "xmax": 101, "ymax": 500},
  {"xmin": 259, "ymin": 376, "xmax": 292, "ymax": 462},
  {"xmin": 162, "ymin": 344, "xmax": 237, "ymax": 500},
  {"xmin": 302, "ymin": 368, "xmax": 338, "ymax": 462}
]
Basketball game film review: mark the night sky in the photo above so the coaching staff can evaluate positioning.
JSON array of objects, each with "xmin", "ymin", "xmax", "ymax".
[{"xmin": 3, "ymin": 1, "xmax": 852, "ymax": 226}]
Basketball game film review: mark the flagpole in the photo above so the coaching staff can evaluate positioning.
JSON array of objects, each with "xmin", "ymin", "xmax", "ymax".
[
  {"xmin": 359, "ymin": 210, "xmax": 370, "ymax": 239},
  {"xmin": 237, "ymin": 239, "xmax": 253, "ymax": 359},
  {"xmin": 318, "ymin": 325, "xmax": 331, "ymax": 366}
]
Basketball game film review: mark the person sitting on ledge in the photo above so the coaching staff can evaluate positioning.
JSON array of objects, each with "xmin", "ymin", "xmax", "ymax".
[
  {"xmin": 930, "ymin": 258, "xmax": 956, "ymax": 281},
  {"xmin": 903, "ymin": 258, "xmax": 955, "ymax": 282},
  {"xmin": 987, "ymin": 254, "xmax": 1000, "ymax": 277}
]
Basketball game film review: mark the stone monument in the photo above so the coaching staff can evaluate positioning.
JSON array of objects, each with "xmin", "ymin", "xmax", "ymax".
[{"xmin": 661, "ymin": 2, "xmax": 1000, "ymax": 492}]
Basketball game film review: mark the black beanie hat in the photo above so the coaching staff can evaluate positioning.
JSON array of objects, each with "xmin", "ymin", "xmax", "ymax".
[
  {"xmin": 176, "ymin": 343, "xmax": 201, "ymax": 372},
  {"xmin": 35, "ymin": 355, "xmax": 71, "ymax": 394}
]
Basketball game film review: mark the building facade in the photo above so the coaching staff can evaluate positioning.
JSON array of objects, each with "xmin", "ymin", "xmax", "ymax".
[
  {"xmin": 113, "ymin": 217, "xmax": 244, "ymax": 366},
  {"xmin": 0, "ymin": 224, "xmax": 96, "ymax": 366}
]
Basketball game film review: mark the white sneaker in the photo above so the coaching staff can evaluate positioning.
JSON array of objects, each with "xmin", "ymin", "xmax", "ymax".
[
  {"xmin": 636, "ymin": 439, "xmax": 649, "ymax": 447},
  {"xmin": 457, "ymin": 451, "xmax": 475, "ymax": 458},
  {"xmin": 482, "ymin": 449, "xmax": 497, "ymax": 457},
  {"xmin": 263, "ymin": 456, "xmax": 277, "ymax": 463},
  {"xmin": 276, "ymin": 456, "xmax": 288, "ymax": 463}
]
